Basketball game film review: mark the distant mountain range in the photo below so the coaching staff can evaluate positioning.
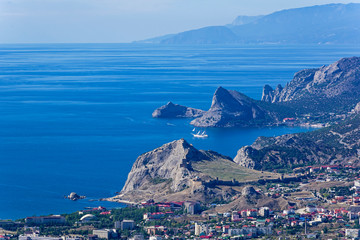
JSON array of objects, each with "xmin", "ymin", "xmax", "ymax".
[{"xmin": 136, "ymin": 3, "xmax": 360, "ymax": 44}]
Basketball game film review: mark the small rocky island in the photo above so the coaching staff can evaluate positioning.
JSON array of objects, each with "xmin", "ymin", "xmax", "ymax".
[
  {"xmin": 152, "ymin": 101, "xmax": 204, "ymax": 118},
  {"xmin": 65, "ymin": 192, "xmax": 86, "ymax": 201}
]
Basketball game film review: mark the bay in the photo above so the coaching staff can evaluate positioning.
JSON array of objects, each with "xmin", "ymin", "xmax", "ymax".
[{"xmin": 1, "ymin": 44, "xmax": 360, "ymax": 220}]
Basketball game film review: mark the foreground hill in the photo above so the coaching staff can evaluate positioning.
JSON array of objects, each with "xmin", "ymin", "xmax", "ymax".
[
  {"xmin": 138, "ymin": 3, "xmax": 360, "ymax": 45},
  {"xmin": 110, "ymin": 139, "xmax": 281, "ymax": 203}
]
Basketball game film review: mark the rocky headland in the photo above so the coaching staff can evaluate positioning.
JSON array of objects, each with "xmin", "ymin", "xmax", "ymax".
[{"xmin": 189, "ymin": 87, "xmax": 280, "ymax": 127}]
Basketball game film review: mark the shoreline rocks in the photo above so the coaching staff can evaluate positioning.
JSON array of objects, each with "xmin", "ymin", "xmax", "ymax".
[{"xmin": 65, "ymin": 192, "xmax": 86, "ymax": 201}]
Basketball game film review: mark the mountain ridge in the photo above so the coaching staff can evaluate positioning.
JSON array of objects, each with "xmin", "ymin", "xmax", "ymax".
[{"xmin": 136, "ymin": 3, "xmax": 360, "ymax": 45}]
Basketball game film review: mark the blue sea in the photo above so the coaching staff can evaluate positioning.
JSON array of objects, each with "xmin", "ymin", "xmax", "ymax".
[{"xmin": 1, "ymin": 44, "xmax": 360, "ymax": 220}]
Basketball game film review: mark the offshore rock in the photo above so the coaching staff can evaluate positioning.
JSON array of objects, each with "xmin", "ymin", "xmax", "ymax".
[{"xmin": 152, "ymin": 102, "xmax": 204, "ymax": 118}]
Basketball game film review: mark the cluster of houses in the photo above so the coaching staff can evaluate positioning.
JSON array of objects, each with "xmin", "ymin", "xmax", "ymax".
[{"xmin": 141, "ymin": 201, "xmax": 201, "ymax": 221}]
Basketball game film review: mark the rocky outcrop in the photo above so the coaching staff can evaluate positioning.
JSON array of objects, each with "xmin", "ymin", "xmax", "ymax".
[
  {"xmin": 152, "ymin": 102, "xmax": 204, "ymax": 118},
  {"xmin": 354, "ymin": 102, "xmax": 360, "ymax": 113},
  {"xmin": 115, "ymin": 139, "xmax": 243, "ymax": 202},
  {"xmin": 261, "ymin": 84, "xmax": 283, "ymax": 103},
  {"xmin": 234, "ymin": 114, "xmax": 360, "ymax": 171},
  {"xmin": 65, "ymin": 192, "xmax": 85, "ymax": 201},
  {"xmin": 242, "ymin": 186, "xmax": 260, "ymax": 197},
  {"xmin": 190, "ymin": 87, "xmax": 278, "ymax": 127},
  {"xmin": 121, "ymin": 139, "xmax": 206, "ymax": 194},
  {"xmin": 233, "ymin": 146, "xmax": 259, "ymax": 169},
  {"xmin": 262, "ymin": 57, "xmax": 360, "ymax": 103}
]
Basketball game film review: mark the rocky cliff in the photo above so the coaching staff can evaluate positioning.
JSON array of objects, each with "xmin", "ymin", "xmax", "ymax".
[
  {"xmin": 262, "ymin": 57, "xmax": 360, "ymax": 103},
  {"xmin": 152, "ymin": 102, "xmax": 204, "ymax": 118},
  {"xmin": 121, "ymin": 139, "xmax": 205, "ymax": 194},
  {"xmin": 190, "ymin": 87, "xmax": 279, "ymax": 127},
  {"xmin": 114, "ymin": 139, "xmax": 236, "ymax": 202},
  {"xmin": 234, "ymin": 114, "xmax": 360, "ymax": 171}
]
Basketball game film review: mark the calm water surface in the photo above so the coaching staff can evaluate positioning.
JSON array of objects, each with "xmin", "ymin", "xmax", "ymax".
[{"xmin": 1, "ymin": 44, "xmax": 360, "ymax": 219}]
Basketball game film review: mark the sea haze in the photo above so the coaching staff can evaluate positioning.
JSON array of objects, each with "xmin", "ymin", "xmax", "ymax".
[{"xmin": 1, "ymin": 44, "xmax": 360, "ymax": 220}]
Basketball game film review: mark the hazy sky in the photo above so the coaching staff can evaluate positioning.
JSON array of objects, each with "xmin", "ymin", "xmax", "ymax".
[{"xmin": 1, "ymin": 0, "xmax": 360, "ymax": 43}]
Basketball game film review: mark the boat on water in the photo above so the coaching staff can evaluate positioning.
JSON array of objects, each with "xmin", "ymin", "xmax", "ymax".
[{"xmin": 192, "ymin": 130, "xmax": 208, "ymax": 138}]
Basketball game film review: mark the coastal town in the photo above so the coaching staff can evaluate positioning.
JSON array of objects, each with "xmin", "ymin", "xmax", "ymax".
[{"xmin": 3, "ymin": 164, "xmax": 360, "ymax": 239}]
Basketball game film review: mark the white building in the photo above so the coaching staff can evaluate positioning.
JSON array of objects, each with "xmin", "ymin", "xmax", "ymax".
[
  {"xmin": 93, "ymin": 229, "xmax": 116, "ymax": 240},
  {"xmin": 80, "ymin": 214, "xmax": 95, "ymax": 222},
  {"xmin": 231, "ymin": 211, "xmax": 240, "ymax": 222},
  {"xmin": 259, "ymin": 207, "xmax": 270, "ymax": 217},
  {"xmin": 19, "ymin": 235, "xmax": 62, "ymax": 240},
  {"xmin": 346, "ymin": 229, "xmax": 360, "ymax": 238},
  {"xmin": 195, "ymin": 223, "xmax": 208, "ymax": 236},
  {"xmin": 149, "ymin": 236, "xmax": 162, "ymax": 240}
]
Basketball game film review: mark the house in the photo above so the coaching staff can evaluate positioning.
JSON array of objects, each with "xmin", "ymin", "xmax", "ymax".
[{"xmin": 231, "ymin": 211, "xmax": 240, "ymax": 222}]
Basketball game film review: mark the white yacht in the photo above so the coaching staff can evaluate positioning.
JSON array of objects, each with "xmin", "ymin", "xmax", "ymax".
[{"xmin": 192, "ymin": 130, "xmax": 208, "ymax": 138}]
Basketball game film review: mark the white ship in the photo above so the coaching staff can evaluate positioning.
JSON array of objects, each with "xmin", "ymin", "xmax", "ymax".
[{"xmin": 191, "ymin": 130, "xmax": 208, "ymax": 138}]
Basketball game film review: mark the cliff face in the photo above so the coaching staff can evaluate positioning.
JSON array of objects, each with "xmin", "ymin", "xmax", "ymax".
[
  {"xmin": 262, "ymin": 57, "xmax": 360, "ymax": 103},
  {"xmin": 121, "ymin": 139, "xmax": 206, "ymax": 194},
  {"xmin": 152, "ymin": 102, "xmax": 204, "ymax": 118},
  {"xmin": 234, "ymin": 114, "xmax": 360, "ymax": 170},
  {"xmin": 190, "ymin": 87, "xmax": 277, "ymax": 127},
  {"xmin": 116, "ymin": 139, "xmax": 242, "ymax": 202}
]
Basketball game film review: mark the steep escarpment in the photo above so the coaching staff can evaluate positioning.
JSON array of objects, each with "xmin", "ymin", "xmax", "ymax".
[
  {"xmin": 152, "ymin": 102, "xmax": 204, "ymax": 118},
  {"xmin": 190, "ymin": 87, "xmax": 281, "ymax": 127},
  {"xmin": 234, "ymin": 114, "xmax": 360, "ymax": 171},
  {"xmin": 120, "ymin": 139, "xmax": 207, "ymax": 194},
  {"xmin": 113, "ymin": 139, "xmax": 233, "ymax": 202},
  {"xmin": 262, "ymin": 57, "xmax": 360, "ymax": 114}
]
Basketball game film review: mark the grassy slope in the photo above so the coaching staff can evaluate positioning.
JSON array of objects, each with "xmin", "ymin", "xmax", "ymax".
[{"xmin": 192, "ymin": 158, "xmax": 280, "ymax": 182}]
